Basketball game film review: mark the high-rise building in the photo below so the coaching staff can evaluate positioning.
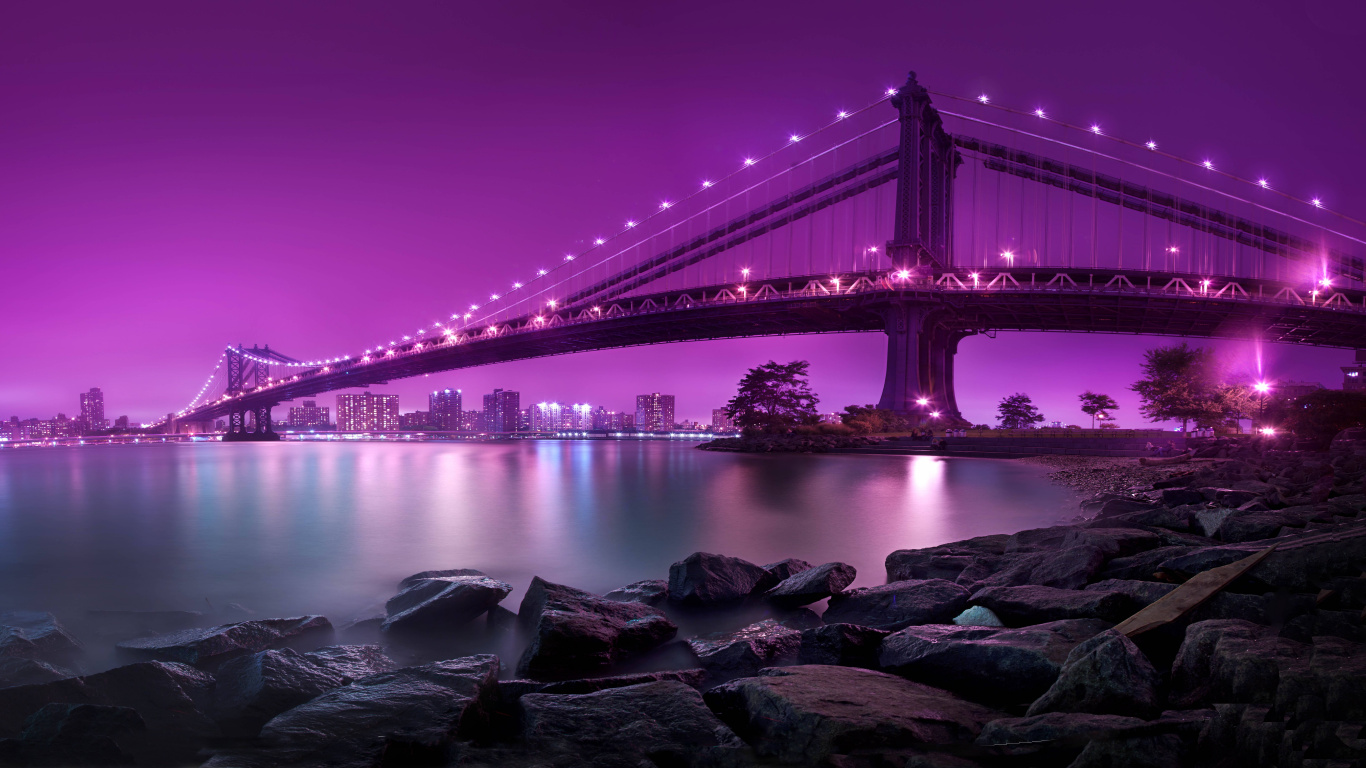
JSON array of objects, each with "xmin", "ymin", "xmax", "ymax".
[
  {"xmin": 531, "ymin": 402, "xmax": 566, "ymax": 432},
  {"xmin": 288, "ymin": 400, "xmax": 330, "ymax": 429},
  {"xmin": 712, "ymin": 408, "xmax": 735, "ymax": 431},
  {"xmin": 591, "ymin": 406, "xmax": 610, "ymax": 430},
  {"xmin": 1273, "ymin": 381, "xmax": 1325, "ymax": 402},
  {"xmin": 79, "ymin": 388, "xmax": 106, "ymax": 433},
  {"xmin": 114, "ymin": 415, "xmax": 129, "ymax": 429},
  {"xmin": 1344, "ymin": 349, "xmax": 1366, "ymax": 392},
  {"xmin": 336, "ymin": 393, "xmax": 400, "ymax": 431},
  {"xmin": 635, "ymin": 393, "xmax": 676, "ymax": 432},
  {"xmin": 570, "ymin": 403, "xmax": 593, "ymax": 430},
  {"xmin": 461, "ymin": 409, "xmax": 485, "ymax": 432},
  {"xmin": 399, "ymin": 411, "xmax": 430, "ymax": 429},
  {"xmin": 483, "ymin": 389, "xmax": 520, "ymax": 433},
  {"xmin": 429, "ymin": 389, "xmax": 462, "ymax": 431}
]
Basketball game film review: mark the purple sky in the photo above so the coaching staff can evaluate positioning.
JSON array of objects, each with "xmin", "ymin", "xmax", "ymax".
[{"xmin": 4, "ymin": 1, "xmax": 1365, "ymax": 427}]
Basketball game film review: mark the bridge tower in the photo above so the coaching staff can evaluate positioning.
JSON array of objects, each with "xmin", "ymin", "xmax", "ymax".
[
  {"xmin": 222, "ymin": 345, "xmax": 282, "ymax": 442},
  {"xmin": 878, "ymin": 71, "xmax": 969, "ymax": 423}
]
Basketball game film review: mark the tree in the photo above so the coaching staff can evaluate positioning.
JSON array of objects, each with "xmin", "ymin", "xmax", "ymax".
[
  {"xmin": 1129, "ymin": 343, "xmax": 1223, "ymax": 431},
  {"xmin": 997, "ymin": 393, "xmax": 1045, "ymax": 429},
  {"xmin": 840, "ymin": 405, "xmax": 907, "ymax": 435},
  {"xmin": 726, "ymin": 360, "xmax": 820, "ymax": 433},
  {"xmin": 1266, "ymin": 390, "xmax": 1366, "ymax": 447},
  {"xmin": 1078, "ymin": 391, "xmax": 1120, "ymax": 429}
]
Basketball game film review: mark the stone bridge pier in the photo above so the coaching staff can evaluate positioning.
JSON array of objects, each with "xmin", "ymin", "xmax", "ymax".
[
  {"xmin": 877, "ymin": 301, "xmax": 971, "ymax": 425},
  {"xmin": 222, "ymin": 403, "xmax": 281, "ymax": 442}
]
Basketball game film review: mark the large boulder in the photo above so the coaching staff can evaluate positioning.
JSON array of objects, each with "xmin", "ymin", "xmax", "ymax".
[
  {"xmin": 381, "ymin": 575, "xmax": 513, "ymax": 633},
  {"xmin": 1159, "ymin": 521, "xmax": 1366, "ymax": 592},
  {"xmin": 878, "ymin": 619, "xmax": 1113, "ymax": 708},
  {"xmin": 969, "ymin": 585, "xmax": 1137, "ymax": 626},
  {"xmin": 1169, "ymin": 620, "xmax": 1306, "ymax": 708},
  {"xmin": 762, "ymin": 558, "xmax": 813, "ymax": 582},
  {"xmin": 798, "ymin": 624, "xmax": 889, "ymax": 668},
  {"xmin": 396, "ymin": 568, "xmax": 486, "ymax": 590},
  {"xmin": 1094, "ymin": 546, "xmax": 1199, "ymax": 582},
  {"xmin": 214, "ymin": 656, "xmax": 499, "ymax": 768},
  {"xmin": 686, "ymin": 620, "xmax": 802, "ymax": 686},
  {"xmin": 0, "ymin": 703, "xmax": 144, "ymax": 767},
  {"xmin": 822, "ymin": 579, "xmax": 969, "ymax": 631},
  {"xmin": 0, "ymin": 661, "xmax": 217, "ymax": 766},
  {"xmin": 705, "ymin": 665, "xmax": 1004, "ymax": 764},
  {"xmin": 115, "ymin": 616, "xmax": 332, "ymax": 669},
  {"xmin": 1026, "ymin": 629, "xmax": 1162, "ymax": 718},
  {"xmin": 211, "ymin": 648, "xmax": 351, "ymax": 737},
  {"xmin": 970, "ymin": 545, "xmax": 1107, "ymax": 591},
  {"xmin": 668, "ymin": 552, "xmax": 778, "ymax": 608},
  {"xmin": 764, "ymin": 562, "xmax": 857, "ymax": 607},
  {"xmin": 885, "ymin": 535, "xmax": 1010, "ymax": 583},
  {"xmin": 0, "ymin": 658, "xmax": 71, "ymax": 690},
  {"xmin": 519, "ymin": 681, "xmax": 753, "ymax": 767},
  {"xmin": 0, "ymin": 612, "xmax": 82, "ymax": 667},
  {"xmin": 300, "ymin": 645, "xmax": 395, "ymax": 680},
  {"xmin": 602, "ymin": 579, "xmax": 669, "ymax": 607},
  {"xmin": 516, "ymin": 577, "xmax": 676, "ymax": 679}
]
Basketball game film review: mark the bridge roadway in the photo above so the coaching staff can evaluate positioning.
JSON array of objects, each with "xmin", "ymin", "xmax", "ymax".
[{"xmin": 174, "ymin": 265, "xmax": 1366, "ymax": 428}]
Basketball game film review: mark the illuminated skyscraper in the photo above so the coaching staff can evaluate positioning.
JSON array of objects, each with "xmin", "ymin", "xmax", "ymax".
[
  {"xmin": 336, "ymin": 393, "xmax": 400, "ymax": 431},
  {"xmin": 288, "ymin": 400, "xmax": 330, "ymax": 429},
  {"xmin": 635, "ymin": 393, "xmax": 675, "ymax": 432},
  {"xmin": 483, "ymin": 389, "xmax": 520, "ymax": 433},
  {"xmin": 79, "ymin": 388, "xmax": 106, "ymax": 433},
  {"xmin": 429, "ymin": 389, "xmax": 462, "ymax": 430}
]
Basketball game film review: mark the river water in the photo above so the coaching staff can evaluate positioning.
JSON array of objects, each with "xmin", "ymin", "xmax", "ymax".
[{"xmin": 0, "ymin": 440, "xmax": 1076, "ymax": 634}]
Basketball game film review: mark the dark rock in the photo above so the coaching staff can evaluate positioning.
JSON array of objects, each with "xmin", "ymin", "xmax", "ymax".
[
  {"xmin": 765, "ymin": 561, "xmax": 857, "ymax": 607},
  {"xmin": 211, "ymin": 648, "xmax": 350, "ymax": 737},
  {"xmin": 1098, "ymin": 498, "xmax": 1160, "ymax": 517},
  {"xmin": 519, "ymin": 680, "xmax": 753, "ymax": 767},
  {"xmin": 1026, "ymin": 629, "xmax": 1161, "ymax": 718},
  {"xmin": 511, "ymin": 669, "xmax": 707, "ymax": 698},
  {"xmin": 1170, "ymin": 620, "xmax": 1302, "ymax": 708},
  {"xmin": 1211, "ymin": 488, "xmax": 1260, "ymax": 507},
  {"xmin": 970, "ymin": 586, "xmax": 1137, "ymax": 625},
  {"xmin": 301, "ymin": 645, "xmax": 396, "ymax": 680},
  {"xmin": 1062, "ymin": 527, "xmax": 1165, "ymax": 558},
  {"xmin": 762, "ymin": 558, "xmax": 813, "ymax": 582},
  {"xmin": 823, "ymin": 579, "xmax": 970, "ymax": 631},
  {"xmin": 396, "ymin": 568, "xmax": 485, "ymax": 590},
  {"xmin": 970, "ymin": 546, "xmax": 1106, "ymax": 591},
  {"xmin": 976, "ymin": 711, "xmax": 1147, "ymax": 747},
  {"xmin": 115, "ymin": 616, "xmax": 332, "ymax": 669},
  {"xmin": 1161, "ymin": 488, "xmax": 1207, "ymax": 506},
  {"xmin": 705, "ymin": 665, "xmax": 1004, "ymax": 764},
  {"xmin": 217, "ymin": 656, "xmax": 499, "ymax": 768},
  {"xmin": 878, "ymin": 619, "xmax": 1113, "ymax": 708},
  {"xmin": 1215, "ymin": 506, "xmax": 1333, "ymax": 543},
  {"xmin": 885, "ymin": 535, "xmax": 1010, "ymax": 582},
  {"xmin": 0, "ymin": 661, "xmax": 217, "ymax": 766},
  {"xmin": 668, "ymin": 552, "xmax": 778, "ymax": 608},
  {"xmin": 0, "ymin": 658, "xmax": 69, "ymax": 690},
  {"xmin": 798, "ymin": 624, "xmax": 889, "ymax": 668},
  {"xmin": 1094, "ymin": 546, "xmax": 1198, "ymax": 581},
  {"xmin": 1160, "ymin": 522, "xmax": 1366, "ymax": 592},
  {"xmin": 687, "ymin": 619, "xmax": 802, "ymax": 685},
  {"xmin": 516, "ymin": 577, "xmax": 676, "ymax": 679},
  {"xmin": 1068, "ymin": 734, "xmax": 1187, "ymax": 768},
  {"xmin": 602, "ymin": 579, "xmax": 669, "ymax": 607},
  {"xmin": 381, "ymin": 575, "xmax": 513, "ymax": 633},
  {"xmin": 0, "ymin": 612, "xmax": 82, "ymax": 666},
  {"xmin": 1086, "ymin": 505, "xmax": 1196, "ymax": 532},
  {"xmin": 0, "ymin": 703, "xmax": 144, "ymax": 767}
]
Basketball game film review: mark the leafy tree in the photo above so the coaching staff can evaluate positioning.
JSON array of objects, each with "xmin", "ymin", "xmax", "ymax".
[
  {"xmin": 840, "ymin": 405, "xmax": 908, "ymax": 435},
  {"xmin": 1129, "ymin": 343, "xmax": 1223, "ymax": 431},
  {"xmin": 726, "ymin": 360, "xmax": 820, "ymax": 433},
  {"xmin": 997, "ymin": 393, "xmax": 1045, "ymax": 429},
  {"xmin": 1078, "ymin": 391, "xmax": 1120, "ymax": 429},
  {"xmin": 1265, "ymin": 390, "xmax": 1366, "ymax": 446}
]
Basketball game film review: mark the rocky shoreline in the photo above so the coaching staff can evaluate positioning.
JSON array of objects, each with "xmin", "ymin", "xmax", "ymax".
[{"xmin": 0, "ymin": 440, "xmax": 1363, "ymax": 767}]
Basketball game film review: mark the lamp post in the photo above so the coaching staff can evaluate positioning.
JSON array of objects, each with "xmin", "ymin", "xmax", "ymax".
[{"xmin": 1253, "ymin": 381, "xmax": 1271, "ymax": 435}]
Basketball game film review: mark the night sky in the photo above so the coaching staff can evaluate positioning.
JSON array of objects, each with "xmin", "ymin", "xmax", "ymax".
[{"xmin": 4, "ymin": 1, "xmax": 1364, "ymax": 426}]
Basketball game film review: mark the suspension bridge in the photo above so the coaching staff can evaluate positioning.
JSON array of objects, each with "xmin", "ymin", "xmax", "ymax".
[{"xmin": 156, "ymin": 71, "xmax": 1366, "ymax": 440}]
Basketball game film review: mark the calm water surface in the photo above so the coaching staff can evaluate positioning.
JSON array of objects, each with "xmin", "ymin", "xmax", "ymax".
[{"xmin": 0, "ymin": 440, "xmax": 1076, "ymax": 628}]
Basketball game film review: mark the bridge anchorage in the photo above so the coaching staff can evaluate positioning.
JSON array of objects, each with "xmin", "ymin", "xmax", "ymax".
[{"xmin": 221, "ymin": 345, "xmax": 296, "ymax": 442}]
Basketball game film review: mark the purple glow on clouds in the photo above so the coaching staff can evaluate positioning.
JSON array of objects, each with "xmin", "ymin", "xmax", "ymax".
[{"xmin": 3, "ymin": 1, "xmax": 1365, "ymax": 426}]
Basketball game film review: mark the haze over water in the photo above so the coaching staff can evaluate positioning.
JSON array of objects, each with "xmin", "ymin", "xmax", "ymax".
[{"xmin": 0, "ymin": 441, "xmax": 1075, "ymax": 638}]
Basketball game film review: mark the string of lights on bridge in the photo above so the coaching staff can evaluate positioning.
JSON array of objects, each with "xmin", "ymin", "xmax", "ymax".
[{"xmin": 165, "ymin": 79, "xmax": 1363, "ymax": 424}]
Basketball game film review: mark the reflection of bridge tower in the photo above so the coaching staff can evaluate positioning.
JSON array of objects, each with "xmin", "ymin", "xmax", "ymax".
[
  {"xmin": 223, "ymin": 345, "xmax": 293, "ymax": 442},
  {"xmin": 879, "ymin": 71, "xmax": 969, "ymax": 423}
]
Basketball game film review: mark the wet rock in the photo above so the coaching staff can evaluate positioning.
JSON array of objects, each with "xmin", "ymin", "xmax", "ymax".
[
  {"xmin": 969, "ymin": 586, "xmax": 1137, "ymax": 626},
  {"xmin": 885, "ymin": 535, "xmax": 1010, "ymax": 582},
  {"xmin": 1061, "ymin": 527, "xmax": 1165, "ymax": 558},
  {"xmin": 970, "ymin": 546, "xmax": 1106, "ymax": 591},
  {"xmin": 211, "ymin": 648, "xmax": 350, "ymax": 737},
  {"xmin": 1068, "ymin": 733, "xmax": 1187, "ymax": 768},
  {"xmin": 705, "ymin": 665, "xmax": 1004, "ymax": 764},
  {"xmin": 687, "ymin": 619, "xmax": 802, "ymax": 685},
  {"xmin": 217, "ymin": 656, "xmax": 499, "ymax": 768},
  {"xmin": 762, "ymin": 558, "xmax": 813, "ymax": 582},
  {"xmin": 396, "ymin": 567, "xmax": 486, "ymax": 590},
  {"xmin": 1094, "ymin": 546, "xmax": 1198, "ymax": 582},
  {"xmin": 0, "ymin": 612, "xmax": 82, "ymax": 667},
  {"xmin": 115, "ymin": 616, "xmax": 332, "ymax": 669},
  {"xmin": 0, "ymin": 661, "xmax": 217, "ymax": 766},
  {"xmin": 516, "ymin": 577, "xmax": 676, "ymax": 679},
  {"xmin": 798, "ymin": 624, "xmax": 889, "ymax": 668},
  {"xmin": 503, "ymin": 669, "xmax": 707, "ymax": 700},
  {"xmin": 765, "ymin": 561, "xmax": 857, "ymax": 607},
  {"xmin": 519, "ymin": 680, "xmax": 753, "ymax": 767},
  {"xmin": 668, "ymin": 552, "xmax": 778, "ymax": 608},
  {"xmin": 301, "ymin": 645, "xmax": 395, "ymax": 680},
  {"xmin": 1026, "ymin": 629, "xmax": 1161, "ymax": 719},
  {"xmin": 602, "ymin": 579, "xmax": 669, "ymax": 607},
  {"xmin": 0, "ymin": 658, "xmax": 70, "ymax": 690},
  {"xmin": 0, "ymin": 703, "xmax": 144, "ymax": 767},
  {"xmin": 381, "ymin": 575, "xmax": 513, "ymax": 633},
  {"xmin": 878, "ymin": 619, "xmax": 1113, "ymax": 708},
  {"xmin": 952, "ymin": 606, "xmax": 1005, "ymax": 627},
  {"xmin": 1098, "ymin": 498, "xmax": 1160, "ymax": 517},
  {"xmin": 1160, "ymin": 522, "xmax": 1366, "ymax": 592},
  {"xmin": 822, "ymin": 579, "xmax": 970, "ymax": 631}
]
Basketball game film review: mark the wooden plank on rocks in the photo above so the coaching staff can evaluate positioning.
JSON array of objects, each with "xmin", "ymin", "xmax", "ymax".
[{"xmin": 1114, "ymin": 544, "xmax": 1278, "ymax": 638}]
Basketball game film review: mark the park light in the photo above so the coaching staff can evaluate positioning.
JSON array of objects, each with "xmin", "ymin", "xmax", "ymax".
[
  {"xmin": 1146, "ymin": 140, "xmax": 1157, "ymax": 150},
  {"xmin": 1260, "ymin": 427, "xmax": 1276, "ymax": 436},
  {"xmin": 1254, "ymin": 381, "xmax": 1270, "ymax": 393},
  {"xmin": 1001, "ymin": 250, "xmax": 1014, "ymax": 262},
  {"xmin": 930, "ymin": 411, "xmax": 941, "ymax": 418},
  {"xmin": 978, "ymin": 94, "xmax": 989, "ymax": 104},
  {"xmin": 741, "ymin": 267, "xmax": 751, "ymax": 277},
  {"xmin": 916, "ymin": 398, "xmax": 929, "ymax": 406},
  {"xmin": 1319, "ymin": 277, "xmax": 1333, "ymax": 288},
  {"xmin": 895, "ymin": 269, "xmax": 911, "ymax": 280}
]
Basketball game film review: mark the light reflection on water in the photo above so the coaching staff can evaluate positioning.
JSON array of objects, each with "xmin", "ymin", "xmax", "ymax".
[{"xmin": 0, "ymin": 441, "xmax": 1075, "ymax": 627}]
